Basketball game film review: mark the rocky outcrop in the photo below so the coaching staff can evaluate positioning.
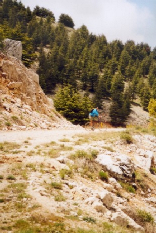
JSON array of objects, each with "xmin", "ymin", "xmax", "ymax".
[
  {"xmin": 3, "ymin": 38, "xmax": 22, "ymax": 60},
  {"xmin": 96, "ymin": 151, "xmax": 135, "ymax": 180},
  {"xmin": 0, "ymin": 52, "xmax": 79, "ymax": 130}
]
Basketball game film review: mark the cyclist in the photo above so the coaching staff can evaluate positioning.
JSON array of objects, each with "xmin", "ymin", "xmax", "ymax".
[{"xmin": 89, "ymin": 107, "xmax": 99, "ymax": 129}]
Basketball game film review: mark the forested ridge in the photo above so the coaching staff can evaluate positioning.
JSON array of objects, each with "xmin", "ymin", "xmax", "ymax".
[{"xmin": 1, "ymin": 0, "xmax": 156, "ymax": 125}]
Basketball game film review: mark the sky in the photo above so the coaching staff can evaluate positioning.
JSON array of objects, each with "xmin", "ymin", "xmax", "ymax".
[{"xmin": 18, "ymin": 0, "xmax": 156, "ymax": 49}]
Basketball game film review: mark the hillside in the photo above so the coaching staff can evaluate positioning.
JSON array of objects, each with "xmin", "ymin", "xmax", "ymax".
[
  {"xmin": 0, "ymin": 52, "xmax": 79, "ymax": 131},
  {"xmin": 0, "ymin": 50, "xmax": 150, "ymax": 131},
  {"xmin": 0, "ymin": 52, "xmax": 156, "ymax": 233}
]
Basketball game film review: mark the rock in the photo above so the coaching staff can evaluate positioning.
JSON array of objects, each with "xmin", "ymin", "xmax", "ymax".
[
  {"xmin": 96, "ymin": 152, "xmax": 135, "ymax": 179},
  {"xmin": 98, "ymin": 190, "xmax": 114, "ymax": 208},
  {"xmin": 7, "ymin": 81, "xmax": 22, "ymax": 89},
  {"xmin": 111, "ymin": 211, "xmax": 144, "ymax": 232},
  {"xmin": 109, "ymin": 177, "xmax": 122, "ymax": 190},
  {"xmin": 4, "ymin": 38, "xmax": 22, "ymax": 60},
  {"xmin": 0, "ymin": 52, "xmax": 73, "ymax": 131},
  {"xmin": 92, "ymin": 200, "xmax": 107, "ymax": 213}
]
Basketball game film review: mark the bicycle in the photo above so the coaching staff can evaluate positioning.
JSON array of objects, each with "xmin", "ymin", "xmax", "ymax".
[{"xmin": 84, "ymin": 119, "xmax": 105, "ymax": 130}]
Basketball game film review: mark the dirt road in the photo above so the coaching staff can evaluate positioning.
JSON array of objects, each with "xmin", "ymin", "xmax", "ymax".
[{"xmin": 0, "ymin": 127, "xmax": 125, "ymax": 146}]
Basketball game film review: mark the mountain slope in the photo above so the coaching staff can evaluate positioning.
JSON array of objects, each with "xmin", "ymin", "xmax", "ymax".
[{"xmin": 0, "ymin": 52, "xmax": 78, "ymax": 130}]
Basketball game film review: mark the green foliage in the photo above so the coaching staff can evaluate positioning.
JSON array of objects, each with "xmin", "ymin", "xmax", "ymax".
[
  {"xmin": 59, "ymin": 13, "xmax": 74, "ymax": 28},
  {"xmin": 148, "ymin": 98, "xmax": 156, "ymax": 117},
  {"xmin": 120, "ymin": 131, "xmax": 133, "ymax": 144},
  {"xmin": 54, "ymin": 85, "xmax": 93, "ymax": 124},
  {"xmin": 82, "ymin": 216, "xmax": 96, "ymax": 223},
  {"xmin": 51, "ymin": 182, "xmax": 62, "ymax": 190},
  {"xmin": 33, "ymin": 5, "xmax": 55, "ymax": 20},
  {"xmin": 150, "ymin": 167, "xmax": 156, "ymax": 174},
  {"xmin": 59, "ymin": 169, "xmax": 73, "ymax": 179},
  {"xmin": 70, "ymin": 149, "xmax": 97, "ymax": 161},
  {"xmin": 7, "ymin": 174, "xmax": 16, "ymax": 180},
  {"xmin": 110, "ymin": 74, "xmax": 131, "ymax": 126},
  {"xmin": 119, "ymin": 181, "xmax": 135, "ymax": 193},
  {"xmin": 99, "ymin": 170, "xmax": 109, "ymax": 181},
  {"xmin": 1, "ymin": 0, "xmax": 156, "ymax": 118},
  {"xmin": 139, "ymin": 84, "xmax": 151, "ymax": 111},
  {"xmin": 137, "ymin": 209, "xmax": 154, "ymax": 223}
]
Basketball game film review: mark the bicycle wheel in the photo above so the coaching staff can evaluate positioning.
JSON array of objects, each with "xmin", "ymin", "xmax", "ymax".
[{"xmin": 84, "ymin": 122, "xmax": 94, "ymax": 130}]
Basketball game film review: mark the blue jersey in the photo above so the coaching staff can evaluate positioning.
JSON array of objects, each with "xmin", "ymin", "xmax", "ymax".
[{"xmin": 89, "ymin": 109, "xmax": 99, "ymax": 117}]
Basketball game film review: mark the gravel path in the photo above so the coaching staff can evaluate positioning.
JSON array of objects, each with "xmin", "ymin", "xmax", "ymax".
[{"xmin": 0, "ymin": 127, "xmax": 125, "ymax": 146}]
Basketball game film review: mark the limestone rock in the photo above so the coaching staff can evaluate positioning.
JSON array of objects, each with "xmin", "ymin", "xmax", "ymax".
[
  {"xmin": 4, "ymin": 38, "xmax": 22, "ymax": 60},
  {"xmin": 98, "ymin": 190, "xmax": 114, "ymax": 208},
  {"xmin": 96, "ymin": 151, "xmax": 135, "ymax": 179},
  {"xmin": 111, "ymin": 211, "xmax": 144, "ymax": 232}
]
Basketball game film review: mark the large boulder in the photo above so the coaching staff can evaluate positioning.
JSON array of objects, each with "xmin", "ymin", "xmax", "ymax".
[
  {"xmin": 4, "ymin": 38, "xmax": 22, "ymax": 60},
  {"xmin": 96, "ymin": 151, "xmax": 135, "ymax": 179}
]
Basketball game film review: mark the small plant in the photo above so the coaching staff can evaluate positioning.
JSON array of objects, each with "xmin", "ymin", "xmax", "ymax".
[
  {"xmin": 0, "ymin": 141, "xmax": 21, "ymax": 152},
  {"xmin": 5, "ymin": 121, "xmax": 11, "ymax": 127},
  {"xmin": 0, "ymin": 175, "xmax": 4, "ymax": 179},
  {"xmin": 82, "ymin": 216, "xmax": 96, "ymax": 224},
  {"xmin": 59, "ymin": 169, "xmax": 72, "ymax": 179},
  {"xmin": 103, "ymin": 146, "xmax": 114, "ymax": 152},
  {"xmin": 90, "ymin": 149, "xmax": 98, "ymax": 158},
  {"xmin": 54, "ymin": 192, "xmax": 66, "ymax": 202},
  {"xmin": 51, "ymin": 182, "xmax": 62, "ymax": 189},
  {"xmin": 137, "ymin": 209, "xmax": 154, "ymax": 223},
  {"xmin": 70, "ymin": 149, "xmax": 97, "ymax": 161},
  {"xmin": 99, "ymin": 170, "xmax": 109, "ymax": 181},
  {"xmin": 26, "ymin": 163, "xmax": 36, "ymax": 171},
  {"xmin": 14, "ymin": 219, "xmax": 30, "ymax": 229},
  {"xmin": 120, "ymin": 131, "xmax": 133, "ymax": 144},
  {"xmin": 59, "ymin": 138, "xmax": 70, "ymax": 142},
  {"xmin": 119, "ymin": 181, "xmax": 135, "ymax": 193},
  {"xmin": 150, "ymin": 167, "xmax": 156, "ymax": 174},
  {"xmin": 70, "ymin": 150, "xmax": 88, "ymax": 159},
  {"xmin": 26, "ymin": 150, "xmax": 36, "ymax": 156},
  {"xmin": 24, "ymin": 140, "xmax": 29, "ymax": 143},
  {"xmin": 7, "ymin": 174, "xmax": 16, "ymax": 180},
  {"xmin": 11, "ymin": 115, "xmax": 18, "ymax": 121}
]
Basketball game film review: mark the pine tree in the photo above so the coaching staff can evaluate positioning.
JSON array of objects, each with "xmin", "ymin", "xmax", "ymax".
[
  {"xmin": 54, "ymin": 85, "xmax": 93, "ymax": 124},
  {"xmin": 110, "ymin": 74, "xmax": 131, "ymax": 125}
]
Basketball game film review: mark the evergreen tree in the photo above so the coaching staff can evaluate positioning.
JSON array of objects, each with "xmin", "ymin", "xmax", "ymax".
[
  {"xmin": 118, "ymin": 49, "xmax": 130, "ymax": 76},
  {"xmin": 58, "ymin": 14, "xmax": 74, "ymax": 28},
  {"xmin": 149, "ymin": 62, "xmax": 156, "ymax": 87},
  {"xmin": 54, "ymin": 85, "xmax": 93, "ymax": 124},
  {"xmin": 148, "ymin": 99, "xmax": 156, "ymax": 118},
  {"xmin": 110, "ymin": 74, "xmax": 131, "ymax": 125},
  {"xmin": 140, "ymin": 84, "xmax": 151, "ymax": 111}
]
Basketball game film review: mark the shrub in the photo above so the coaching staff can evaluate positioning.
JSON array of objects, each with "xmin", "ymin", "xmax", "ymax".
[
  {"xmin": 150, "ymin": 167, "xmax": 156, "ymax": 174},
  {"xmin": 99, "ymin": 170, "xmax": 109, "ymax": 181},
  {"xmin": 82, "ymin": 216, "xmax": 96, "ymax": 224},
  {"xmin": 119, "ymin": 181, "xmax": 135, "ymax": 193},
  {"xmin": 59, "ymin": 169, "xmax": 72, "ymax": 179},
  {"xmin": 51, "ymin": 182, "xmax": 62, "ymax": 190},
  {"xmin": 7, "ymin": 174, "xmax": 16, "ymax": 180},
  {"xmin": 11, "ymin": 116, "xmax": 18, "ymax": 121},
  {"xmin": 120, "ymin": 131, "xmax": 133, "ymax": 144},
  {"xmin": 70, "ymin": 149, "xmax": 97, "ymax": 160},
  {"xmin": 54, "ymin": 192, "xmax": 66, "ymax": 202},
  {"xmin": 5, "ymin": 121, "xmax": 11, "ymax": 127},
  {"xmin": 137, "ymin": 209, "xmax": 154, "ymax": 223},
  {"xmin": 58, "ymin": 13, "xmax": 75, "ymax": 28}
]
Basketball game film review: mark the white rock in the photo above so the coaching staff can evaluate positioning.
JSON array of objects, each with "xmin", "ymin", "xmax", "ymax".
[
  {"xmin": 98, "ymin": 190, "xmax": 114, "ymax": 208},
  {"xmin": 111, "ymin": 211, "xmax": 144, "ymax": 232},
  {"xmin": 92, "ymin": 200, "xmax": 107, "ymax": 213}
]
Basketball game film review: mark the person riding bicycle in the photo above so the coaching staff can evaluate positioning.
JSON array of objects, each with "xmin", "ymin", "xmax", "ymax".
[{"xmin": 89, "ymin": 107, "xmax": 99, "ymax": 129}]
